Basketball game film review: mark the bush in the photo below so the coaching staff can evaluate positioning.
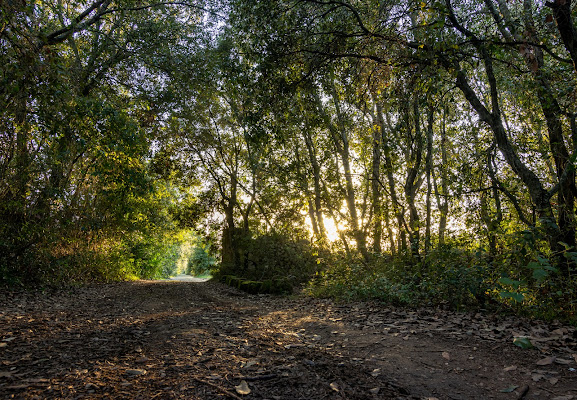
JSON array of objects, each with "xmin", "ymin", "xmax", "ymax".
[{"xmin": 215, "ymin": 232, "xmax": 322, "ymax": 293}]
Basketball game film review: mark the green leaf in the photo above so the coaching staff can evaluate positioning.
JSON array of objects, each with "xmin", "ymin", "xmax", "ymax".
[
  {"xmin": 500, "ymin": 292, "xmax": 524, "ymax": 303},
  {"xmin": 513, "ymin": 337, "xmax": 533, "ymax": 349},
  {"xmin": 500, "ymin": 385, "xmax": 519, "ymax": 393},
  {"xmin": 498, "ymin": 277, "xmax": 521, "ymax": 288},
  {"xmin": 532, "ymin": 268, "xmax": 548, "ymax": 281}
]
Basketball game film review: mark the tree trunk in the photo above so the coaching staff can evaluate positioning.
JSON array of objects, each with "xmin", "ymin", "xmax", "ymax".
[
  {"xmin": 371, "ymin": 99, "xmax": 383, "ymax": 253},
  {"xmin": 221, "ymin": 175, "xmax": 239, "ymax": 268},
  {"xmin": 404, "ymin": 98, "xmax": 424, "ymax": 262},
  {"xmin": 377, "ymin": 102, "xmax": 409, "ymax": 252},
  {"xmin": 303, "ymin": 128, "xmax": 327, "ymax": 241},
  {"xmin": 425, "ymin": 104, "xmax": 434, "ymax": 255},
  {"xmin": 546, "ymin": 0, "xmax": 577, "ymax": 73}
]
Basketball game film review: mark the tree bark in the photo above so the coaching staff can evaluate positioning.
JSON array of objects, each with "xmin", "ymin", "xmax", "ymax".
[
  {"xmin": 371, "ymin": 98, "xmax": 383, "ymax": 253},
  {"xmin": 546, "ymin": 0, "xmax": 577, "ymax": 73}
]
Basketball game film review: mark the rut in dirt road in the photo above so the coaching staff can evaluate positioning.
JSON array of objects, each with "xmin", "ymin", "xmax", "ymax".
[{"xmin": 1, "ymin": 280, "xmax": 576, "ymax": 400}]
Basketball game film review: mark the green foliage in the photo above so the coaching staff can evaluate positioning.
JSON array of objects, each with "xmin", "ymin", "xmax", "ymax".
[
  {"xmin": 186, "ymin": 243, "xmax": 216, "ymax": 276},
  {"xmin": 307, "ymin": 246, "xmax": 486, "ymax": 308},
  {"xmin": 216, "ymin": 233, "xmax": 322, "ymax": 293},
  {"xmin": 308, "ymin": 233, "xmax": 577, "ymax": 320}
]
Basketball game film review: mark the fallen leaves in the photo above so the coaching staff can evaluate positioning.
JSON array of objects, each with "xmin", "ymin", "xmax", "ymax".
[
  {"xmin": 536, "ymin": 356, "xmax": 556, "ymax": 366},
  {"xmin": 234, "ymin": 380, "xmax": 251, "ymax": 395},
  {"xmin": 125, "ymin": 369, "xmax": 147, "ymax": 376},
  {"xmin": 2, "ymin": 280, "xmax": 577, "ymax": 400}
]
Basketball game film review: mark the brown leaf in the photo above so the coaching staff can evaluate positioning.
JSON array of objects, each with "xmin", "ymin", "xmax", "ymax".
[
  {"xmin": 555, "ymin": 358, "xmax": 573, "ymax": 365},
  {"xmin": 536, "ymin": 356, "xmax": 556, "ymax": 366},
  {"xmin": 532, "ymin": 373, "xmax": 545, "ymax": 382},
  {"xmin": 549, "ymin": 377, "xmax": 559, "ymax": 385},
  {"xmin": 442, "ymin": 351, "xmax": 450, "ymax": 360},
  {"xmin": 235, "ymin": 380, "xmax": 251, "ymax": 395},
  {"xmin": 551, "ymin": 328, "xmax": 567, "ymax": 336},
  {"xmin": 503, "ymin": 365, "xmax": 517, "ymax": 372},
  {"xmin": 125, "ymin": 369, "xmax": 146, "ymax": 376},
  {"xmin": 329, "ymin": 382, "xmax": 339, "ymax": 392}
]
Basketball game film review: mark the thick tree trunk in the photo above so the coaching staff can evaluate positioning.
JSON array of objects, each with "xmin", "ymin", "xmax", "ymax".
[{"xmin": 221, "ymin": 175, "xmax": 239, "ymax": 268}]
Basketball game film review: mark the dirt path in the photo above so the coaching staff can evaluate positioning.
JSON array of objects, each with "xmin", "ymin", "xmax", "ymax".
[{"xmin": 1, "ymin": 280, "xmax": 576, "ymax": 399}]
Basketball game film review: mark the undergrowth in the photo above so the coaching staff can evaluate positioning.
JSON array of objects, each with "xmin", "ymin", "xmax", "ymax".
[{"xmin": 306, "ymin": 239, "xmax": 577, "ymax": 323}]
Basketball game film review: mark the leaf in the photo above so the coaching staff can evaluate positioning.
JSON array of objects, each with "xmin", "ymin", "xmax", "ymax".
[
  {"xmin": 513, "ymin": 337, "xmax": 534, "ymax": 349},
  {"xmin": 499, "ymin": 277, "xmax": 521, "ymax": 287},
  {"xmin": 500, "ymin": 292, "xmax": 525, "ymax": 302},
  {"xmin": 0, "ymin": 343, "xmax": 7, "ymax": 348},
  {"xmin": 235, "ymin": 380, "xmax": 251, "ymax": 395},
  {"xmin": 500, "ymin": 385, "xmax": 519, "ymax": 393},
  {"xmin": 532, "ymin": 268, "xmax": 549, "ymax": 281},
  {"xmin": 329, "ymin": 382, "xmax": 339, "ymax": 392},
  {"xmin": 555, "ymin": 358, "xmax": 573, "ymax": 365},
  {"xmin": 532, "ymin": 373, "xmax": 545, "ymax": 382},
  {"xmin": 536, "ymin": 356, "xmax": 556, "ymax": 365},
  {"xmin": 504, "ymin": 365, "xmax": 517, "ymax": 372},
  {"xmin": 241, "ymin": 360, "xmax": 257, "ymax": 369},
  {"xmin": 125, "ymin": 369, "xmax": 146, "ymax": 376},
  {"xmin": 442, "ymin": 351, "xmax": 450, "ymax": 360}
]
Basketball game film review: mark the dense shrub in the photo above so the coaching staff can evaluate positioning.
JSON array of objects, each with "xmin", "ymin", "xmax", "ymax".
[{"xmin": 215, "ymin": 233, "xmax": 322, "ymax": 292}]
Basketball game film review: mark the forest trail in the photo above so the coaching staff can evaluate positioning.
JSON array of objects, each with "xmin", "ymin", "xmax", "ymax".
[{"xmin": 1, "ymin": 280, "xmax": 576, "ymax": 400}]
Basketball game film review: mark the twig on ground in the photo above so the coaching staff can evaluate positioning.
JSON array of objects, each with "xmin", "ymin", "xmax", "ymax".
[{"xmin": 192, "ymin": 377, "xmax": 243, "ymax": 400}]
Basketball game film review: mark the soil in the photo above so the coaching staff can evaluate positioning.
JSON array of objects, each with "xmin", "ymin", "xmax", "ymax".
[{"xmin": 1, "ymin": 279, "xmax": 576, "ymax": 400}]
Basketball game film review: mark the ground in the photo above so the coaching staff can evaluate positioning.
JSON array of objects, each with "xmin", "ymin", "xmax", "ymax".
[{"xmin": 1, "ymin": 279, "xmax": 576, "ymax": 400}]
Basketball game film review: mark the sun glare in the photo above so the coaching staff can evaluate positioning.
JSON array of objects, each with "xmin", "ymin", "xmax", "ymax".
[{"xmin": 305, "ymin": 216, "xmax": 343, "ymax": 242}]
